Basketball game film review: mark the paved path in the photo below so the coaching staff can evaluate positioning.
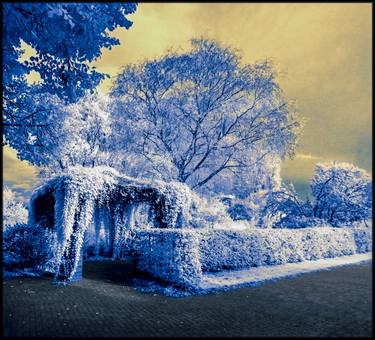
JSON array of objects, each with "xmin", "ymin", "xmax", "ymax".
[{"xmin": 3, "ymin": 261, "xmax": 372, "ymax": 337}]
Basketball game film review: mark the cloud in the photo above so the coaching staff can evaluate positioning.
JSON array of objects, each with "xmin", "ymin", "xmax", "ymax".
[
  {"xmin": 295, "ymin": 153, "xmax": 321, "ymax": 161},
  {"xmin": 2, "ymin": 146, "xmax": 40, "ymax": 202}
]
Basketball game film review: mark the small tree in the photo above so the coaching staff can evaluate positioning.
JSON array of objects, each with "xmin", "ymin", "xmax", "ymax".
[
  {"xmin": 111, "ymin": 39, "xmax": 302, "ymax": 192},
  {"xmin": 3, "ymin": 186, "xmax": 28, "ymax": 229},
  {"xmin": 310, "ymin": 162, "xmax": 372, "ymax": 226},
  {"xmin": 261, "ymin": 183, "xmax": 317, "ymax": 228},
  {"xmin": 10, "ymin": 92, "xmax": 124, "ymax": 173}
]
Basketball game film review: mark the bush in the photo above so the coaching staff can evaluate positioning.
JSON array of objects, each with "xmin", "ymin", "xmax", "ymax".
[
  {"xmin": 125, "ymin": 225, "xmax": 371, "ymax": 288},
  {"xmin": 351, "ymin": 223, "xmax": 372, "ymax": 253},
  {"xmin": 134, "ymin": 229, "xmax": 202, "ymax": 289},
  {"xmin": 189, "ymin": 196, "xmax": 232, "ymax": 228},
  {"xmin": 3, "ymin": 186, "xmax": 28, "ymax": 228},
  {"xmin": 3, "ymin": 223, "xmax": 57, "ymax": 273},
  {"xmin": 274, "ymin": 215, "xmax": 323, "ymax": 229},
  {"xmin": 261, "ymin": 183, "xmax": 315, "ymax": 228},
  {"xmin": 227, "ymin": 203, "xmax": 253, "ymax": 221}
]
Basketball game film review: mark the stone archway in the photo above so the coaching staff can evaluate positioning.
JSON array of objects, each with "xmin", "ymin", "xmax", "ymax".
[{"xmin": 28, "ymin": 168, "xmax": 193, "ymax": 283}]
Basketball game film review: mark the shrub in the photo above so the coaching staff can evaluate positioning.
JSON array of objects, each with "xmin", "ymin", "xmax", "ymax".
[
  {"xmin": 3, "ymin": 223, "xmax": 57, "ymax": 273},
  {"xmin": 261, "ymin": 183, "xmax": 316, "ymax": 228},
  {"xmin": 274, "ymin": 215, "xmax": 323, "ymax": 229},
  {"xmin": 125, "ymin": 226, "xmax": 371, "ymax": 287},
  {"xmin": 134, "ymin": 229, "xmax": 202, "ymax": 289},
  {"xmin": 3, "ymin": 186, "xmax": 28, "ymax": 229},
  {"xmin": 198, "ymin": 227, "xmax": 366, "ymax": 272},
  {"xmin": 189, "ymin": 196, "xmax": 232, "ymax": 228},
  {"xmin": 227, "ymin": 203, "xmax": 253, "ymax": 221}
]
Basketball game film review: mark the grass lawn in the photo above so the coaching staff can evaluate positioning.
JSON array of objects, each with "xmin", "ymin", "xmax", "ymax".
[{"xmin": 2, "ymin": 260, "xmax": 372, "ymax": 337}]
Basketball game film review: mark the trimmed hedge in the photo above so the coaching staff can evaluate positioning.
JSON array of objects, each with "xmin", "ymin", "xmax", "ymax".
[
  {"xmin": 352, "ymin": 228, "xmax": 372, "ymax": 253},
  {"xmin": 198, "ymin": 227, "xmax": 368, "ymax": 272},
  {"xmin": 129, "ymin": 225, "xmax": 372, "ymax": 287},
  {"xmin": 134, "ymin": 229, "xmax": 202, "ymax": 288}
]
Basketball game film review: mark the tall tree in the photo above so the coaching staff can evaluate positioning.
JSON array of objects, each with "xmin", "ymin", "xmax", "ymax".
[
  {"xmin": 3, "ymin": 2, "xmax": 137, "ymax": 158},
  {"xmin": 111, "ymin": 39, "xmax": 302, "ymax": 191}
]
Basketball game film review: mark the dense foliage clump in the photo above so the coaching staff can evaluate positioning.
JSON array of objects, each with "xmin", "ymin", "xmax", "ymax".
[
  {"xmin": 3, "ymin": 186, "xmax": 28, "ymax": 229},
  {"xmin": 3, "ymin": 223, "xmax": 56, "ymax": 273}
]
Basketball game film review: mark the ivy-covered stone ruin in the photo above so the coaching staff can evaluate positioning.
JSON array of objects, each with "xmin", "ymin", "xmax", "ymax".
[{"xmin": 28, "ymin": 166, "xmax": 195, "ymax": 282}]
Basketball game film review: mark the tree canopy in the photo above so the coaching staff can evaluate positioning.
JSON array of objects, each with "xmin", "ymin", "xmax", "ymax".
[
  {"xmin": 3, "ymin": 2, "xmax": 137, "ymax": 153},
  {"xmin": 262, "ymin": 162, "xmax": 372, "ymax": 228},
  {"xmin": 111, "ymin": 39, "xmax": 302, "ymax": 191},
  {"xmin": 311, "ymin": 162, "xmax": 372, "ymax": 225},
  {"xmin": 9, "ymin": 92, "xmax": 119, "ymax": 172}
]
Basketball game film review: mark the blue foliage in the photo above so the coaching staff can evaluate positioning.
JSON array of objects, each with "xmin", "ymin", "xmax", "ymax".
[
  {"xmin": 198, "ymin": 227, "xmax": 363, "ymax": 272},
  {"xmin": 3, "ymin": 3, "xmax": 137, "ymax": 156},
  {"xmin": 227, "ymin": 203, "xmax": 254, "ymax": 221},
  {"xmin": 2, "ymin": 223, "xmax": 56, "ymax": 272},
  {"xmin": 262, "ymin": 162, "xmax": 372, "ymax": 228},
  {"xmin": 3, "ymin": 3, "xmax": 137, "ymax": 102},
  {"xmin": 261, "ymin": 183, "xmax": 316, "ymax": 228},
  {"xmin": 111, "ymin": 39, "xmax": 301, "ymax": 191},
  {"xmin": 114, "ymin": 226, "xmax": 371, "ymax": 292},
  {"xmin": 310, "ymin": 162, "xmax": 372, "ymax": 226}
]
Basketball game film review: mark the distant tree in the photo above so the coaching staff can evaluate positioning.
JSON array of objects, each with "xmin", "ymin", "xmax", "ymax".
[
  {"xmin": 3, "ymin": 2, "xmax": 137, "ymax": 159},
  {"xmin": 205, "ymin": 151, "xmax": 283, "ymax": 198},
  {"xmin": 3, "ymin": 186, "xmax": 28, "ymax": 228},
  {"xmin": 263, "ymin": 162, "xmax": 372, "ymax": 228},
  {"xmin": 14, "ymin": 92, "xmax": 123, "ymax": 172},
  {"xmin": 112, "ymin": 39, "xmax": 302, "ymax": 191},
  {"xmin": 260, "ymin": 183, "xmax": 318, "ymax": 228},
  {"xmin": 310, "ymin": 162, "xmax": 372, "ymax": 226}
]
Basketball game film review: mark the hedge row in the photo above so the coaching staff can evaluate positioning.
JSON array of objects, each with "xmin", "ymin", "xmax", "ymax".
[
  {"xmin": 130, "ymin": 225, "xmax": 372, "ymax": 287},
  {"xmin": 133, "ymin": 229, "xmax": 202, "ymax": 288},
  {"xmin": 198, "ymin": 227, "xmax": 371, "ymax": 272}
]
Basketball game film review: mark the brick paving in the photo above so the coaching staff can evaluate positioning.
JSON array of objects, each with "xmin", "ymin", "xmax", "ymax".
[{"xmin": 2, "ymin": 260, "xmax": 372, "ymax": 337}]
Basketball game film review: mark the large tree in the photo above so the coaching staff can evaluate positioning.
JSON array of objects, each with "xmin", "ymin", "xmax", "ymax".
[
  {"xmin": 3, "ymin": 2, "xmax": 137, "ymax": 159},
  {"xmin": 111, "ymin": 39, "xmax": 302, "ymax": 191}
]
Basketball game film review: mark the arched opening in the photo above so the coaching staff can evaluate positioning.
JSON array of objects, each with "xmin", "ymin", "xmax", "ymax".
[{"xmin": 30, "ymin": 187, "xmax": 55, "ymax": 229}]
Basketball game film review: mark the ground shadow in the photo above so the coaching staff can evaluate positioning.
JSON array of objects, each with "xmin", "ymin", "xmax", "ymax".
[{"xmin": 82, "ymin": 259, "xmax": 158, "ymax": 286}]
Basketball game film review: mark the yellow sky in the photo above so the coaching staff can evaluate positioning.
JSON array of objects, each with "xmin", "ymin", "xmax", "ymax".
[{"xmin": 3, "ymin": 3, "xmax": 372, "ymax": 199}]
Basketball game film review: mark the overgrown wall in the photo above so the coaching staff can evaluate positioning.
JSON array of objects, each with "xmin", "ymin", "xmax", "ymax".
[{"xmin": 28, "ymin": 166, "xmax": 197, "ymax": 281}]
